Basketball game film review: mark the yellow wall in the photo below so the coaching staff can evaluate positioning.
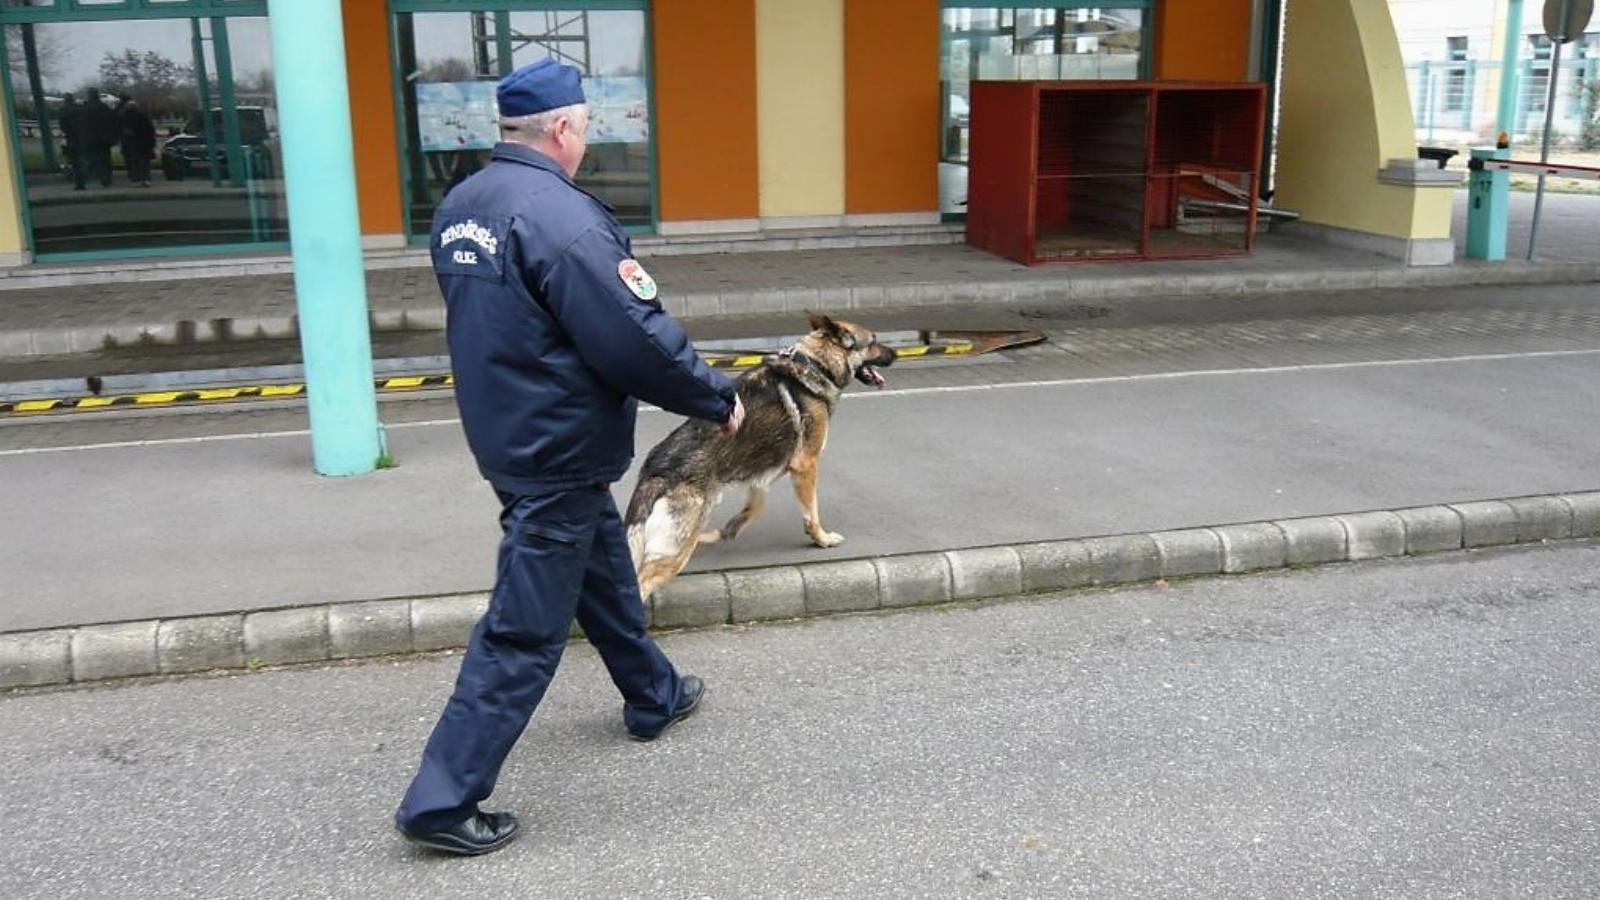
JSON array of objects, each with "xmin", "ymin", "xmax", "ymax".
[
  {"xmin": 0, "ymin": 90, "xmax": 27, "ymax": 263},
  {"xmin": 756, "ymin": 0, "xmax": 845, "ymax": 220},
  {"xmin": 1275, "ymin": 0, "xmax": 1444, "ymax": 240}
]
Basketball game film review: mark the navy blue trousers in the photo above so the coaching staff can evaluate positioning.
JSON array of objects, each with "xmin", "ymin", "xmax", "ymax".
[{"xmin": 396, "ymin": 484, "xmax": 684, "ymax": 830}]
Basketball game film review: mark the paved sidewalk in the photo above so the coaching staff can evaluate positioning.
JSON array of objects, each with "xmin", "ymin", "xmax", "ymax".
[
  {"xmin": 1, "ymin": 193, "xmax": 1595, "ymax": 362},
  {"xmin": 3, "ymin": 281, "xmax": 1598, "ymax": 635}
]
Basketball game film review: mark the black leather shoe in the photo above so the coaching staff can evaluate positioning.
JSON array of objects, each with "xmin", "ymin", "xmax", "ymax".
[
  {"xmin": 628, "ymin": 675, "xmax": 705, "ymax": 742},
  {"xmin": 397, "ymin": 810, "xmax": 520, "ymax": 856}
]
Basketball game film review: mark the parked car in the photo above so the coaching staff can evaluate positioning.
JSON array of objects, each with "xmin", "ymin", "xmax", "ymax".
[{"xmin": 161, "ymin": 106, "xmax": 277, "ymax": 181}]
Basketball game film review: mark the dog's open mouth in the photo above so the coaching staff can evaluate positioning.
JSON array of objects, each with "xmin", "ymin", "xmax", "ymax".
[{"xmin": 854, "ymin": 364, "xmax": 887, "ymax": 389}]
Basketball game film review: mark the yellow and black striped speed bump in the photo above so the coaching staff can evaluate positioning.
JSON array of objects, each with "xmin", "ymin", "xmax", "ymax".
[
  {"xmin": 0, "ymin": 374, "xmax": 456, "ymax": 417},
  {"xmin": 888, "ymin": 341, "xmax": 975, "ymax": 360},
  {"xmin": 0, "ymin": 343, "xmax": 978, "ymax": 417}
]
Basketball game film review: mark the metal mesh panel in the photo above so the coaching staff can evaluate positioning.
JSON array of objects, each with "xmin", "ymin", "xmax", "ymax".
[
  {"xmin": 1034, "ymin": 90, "xmax": 1147, "ymax": 261},
  {"xmin": 967, "ymin": 81, "xmax": 1264, "ymax": 265}
]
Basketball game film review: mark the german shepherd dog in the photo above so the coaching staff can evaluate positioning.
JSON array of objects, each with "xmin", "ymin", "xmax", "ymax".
[{"xmin": 626, "ymin": 314, "xmax": 896, "ymax": 599}]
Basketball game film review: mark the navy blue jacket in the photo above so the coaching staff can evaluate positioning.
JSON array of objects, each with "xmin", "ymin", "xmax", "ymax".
[{"xmin": 432, "ymin": 143, "xmax": 735, "ymax": 496}]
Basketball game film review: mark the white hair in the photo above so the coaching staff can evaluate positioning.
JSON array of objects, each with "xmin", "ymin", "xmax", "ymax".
[{"xmin": 499, "ymin": 102, "xmax": 588, "ymax": 143}]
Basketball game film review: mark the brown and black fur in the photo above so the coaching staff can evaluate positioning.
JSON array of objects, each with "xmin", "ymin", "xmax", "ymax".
[{"xmin": 626, "ymin": 313, "xmax": 896, "ymax": 599}]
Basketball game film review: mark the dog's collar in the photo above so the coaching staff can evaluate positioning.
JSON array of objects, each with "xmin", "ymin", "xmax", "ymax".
[{"xmin": 778, "ymin": 347, "xmax": 848, "ymax": 391}]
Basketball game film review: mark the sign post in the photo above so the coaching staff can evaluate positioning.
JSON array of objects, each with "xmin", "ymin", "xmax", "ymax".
[{"xmin": 1528, "ymin": 0, "xmax": 1595, "ymax": 259}]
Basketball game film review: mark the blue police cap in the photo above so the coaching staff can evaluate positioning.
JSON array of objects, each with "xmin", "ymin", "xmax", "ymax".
[{"xmin": 496, "ymin": 57, "xmax": 585, "ymax": 117}]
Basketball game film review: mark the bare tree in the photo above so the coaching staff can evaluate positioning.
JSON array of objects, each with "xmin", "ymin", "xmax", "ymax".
[
  {"xmin": 4, "ymin": 24, "xmax": 65, "ymax": 113},
  {"xmin": 97, "ymin": 49, "xmax": 195, "ymax": 118},
  {"xmin": 236, "ymin": 67, "xmax": 275, "ymax": 105},
  {"xmin": 419, "ymin": 57, "xmax": 476, "ymax": 83}
]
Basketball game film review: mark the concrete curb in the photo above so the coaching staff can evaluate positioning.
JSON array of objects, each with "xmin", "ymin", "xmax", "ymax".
[
  {"xmin": 3, "ymin": 260, "xmax": 1598, "ymax": 361},
  {"xmin": 3, "ymin": 490, "xmax": 1598, "ymax": 690}
]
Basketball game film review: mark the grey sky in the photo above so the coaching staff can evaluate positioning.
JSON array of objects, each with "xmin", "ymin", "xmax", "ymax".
[
  {"xmin": 28, "ymin": 18, "xmax": 274, "ymax": 93},
  {"xmin": 24, "ymin": 9, "xmax": 644, "ymax": 97}
]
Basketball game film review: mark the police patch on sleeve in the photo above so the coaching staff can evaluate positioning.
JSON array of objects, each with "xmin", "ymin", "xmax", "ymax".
[
  {"xmin": 618, "ymin": 259, "xmax": 658, "ymax": 302},
  {"xmin": 433, "ymin": 216, "xmax": 510, "ymax": 282}
]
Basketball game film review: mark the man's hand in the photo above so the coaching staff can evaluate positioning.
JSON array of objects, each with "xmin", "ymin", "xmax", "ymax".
[{"xmin": 719, "ymin": 394, "xmax": 745, "ymax": 436}]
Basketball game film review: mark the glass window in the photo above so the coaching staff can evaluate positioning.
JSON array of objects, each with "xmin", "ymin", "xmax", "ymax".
[
  {"xmin": 4, "ymin": 16, "xmax": 284, "ymax": 257},
  {"xmin": 393, "ymin": 7, "xmax": 653, "ymax": 239},
  {"xmin": 1443, "ymin": 35, "xmax": 1468, "ymax": 113},
  {"xmin": 1527, "ymin": 35, "xmax": 1552, "ymax": 115},
  {"xmin": 940, "ymin": 5, "xmax": 1146, "ymax": 215}
]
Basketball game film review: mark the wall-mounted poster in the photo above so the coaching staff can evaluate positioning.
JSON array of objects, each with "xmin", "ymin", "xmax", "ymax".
[
  {"xmin": 584, "ymin": 76, "xmax": 649, "ymax": 144},
  {"xmin": 417, "ymin": 81, "xmax": 500, "ymax": 152},
  {"xmin": 416, "ymin": 75, "xmax": 648, "ymax": 150}
]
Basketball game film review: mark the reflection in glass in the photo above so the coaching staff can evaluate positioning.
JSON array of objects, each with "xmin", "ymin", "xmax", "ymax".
[
  {"xmin": 394, "ymin": 8, "xmax": 654, "ymax": 237},
  {"xmin": 5, "ymin": 16, "xmax": 284, "ymax": 255},
  {"xmin": 939, "ymin": 6, "xmax": 1145, "ymax": 214}
]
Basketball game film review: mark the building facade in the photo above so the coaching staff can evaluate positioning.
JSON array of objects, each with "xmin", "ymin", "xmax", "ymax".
[
  {"xmin": 0, "ymin": 1, "xmax": 1453, "ymax": 270},
  {"xmin": 1389, "ymin": 0, "xmax": 1599, "ymax": 145}
]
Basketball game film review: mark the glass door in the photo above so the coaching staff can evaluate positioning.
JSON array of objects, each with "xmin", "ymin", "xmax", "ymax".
[
  {"xmin": 390, "ymin": 2, "xmax": 654, "ymax": 238},
  {"xmin": 940, "ymin": 3, "xmax": 1150, "ymax": 216}
]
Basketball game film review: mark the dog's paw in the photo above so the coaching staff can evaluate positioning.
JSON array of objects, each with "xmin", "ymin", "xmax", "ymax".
[
  {"xmin": 698, "ymin": 530, "xmax": 723, "ymax": 545},
  {"xmin": 813, "ymin": 531, "xmax": 845, "ymax": 549}
]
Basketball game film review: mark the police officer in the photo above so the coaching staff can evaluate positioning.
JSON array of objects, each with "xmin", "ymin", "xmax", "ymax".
[{"xmin": 394, "ymin": 57, "xmax": 744, "ymax": 857}]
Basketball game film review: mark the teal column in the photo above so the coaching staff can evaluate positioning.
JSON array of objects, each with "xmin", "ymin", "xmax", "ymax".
[
  {"xmin": 494, "ymin": 11, "xmax": 515, "ymax": 76},
  {"xmin": 212, "ymin": 18, "xmax": 247, "ymax": 189},
  {"xmin": 1495, "ymin": 0, "xmax": 1524, "ymax": 138},
  {"xmin": 20, "ymin": 26, "xmax": 57, "ymax": 172},
  {"xmin": 266, "ymin": 0, "xmax": 382, "ymax": 476},
  {"xmin": 1465, "ymin": 146, "xmax": 1510, "ymax": 260},
  {"xmin": 190, "ymin": 19, "xmax": 223, "ymax": 188}
]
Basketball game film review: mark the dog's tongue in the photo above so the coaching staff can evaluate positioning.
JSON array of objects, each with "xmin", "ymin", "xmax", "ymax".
[{"xmin": 862, "ymin": 365, "xmax": 886, "ymax": 389}]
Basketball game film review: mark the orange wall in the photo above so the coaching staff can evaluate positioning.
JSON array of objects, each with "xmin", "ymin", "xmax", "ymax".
[
  {"xmin": 1155, "ymin": 0, "xmax": 1255, "ymax": 82},
  {"xmin": 844, "ymin": 0, "xmax": 940, "ymax": 214},
  {"xmin": 342, "ymin": 0, "xmax": 404, "ymax": 237},
  {"xmin": 653, "ymin": 0, "xmax": 760, "ymax": 222}
]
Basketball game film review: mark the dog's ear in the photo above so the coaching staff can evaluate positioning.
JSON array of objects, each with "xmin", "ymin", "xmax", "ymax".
[
  {"xmin": 808, "ymin": 313, "xmax": 856, "ymax": 349},
  {"xmin": 807, "ymin": 311, "xmax": 846, "ymax": 337}
]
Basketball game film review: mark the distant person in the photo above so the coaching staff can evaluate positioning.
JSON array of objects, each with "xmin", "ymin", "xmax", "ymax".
[
  {"xmin": 117, "ymin": 96, "xmax": 156, "ymax": 187},
  {"xmin": 57, "ymin": 93, "xmax": 88, "ymax": 191},
  {"xmin": 84, "ymin": 91, "xmax": 120, "ymax": 188}
]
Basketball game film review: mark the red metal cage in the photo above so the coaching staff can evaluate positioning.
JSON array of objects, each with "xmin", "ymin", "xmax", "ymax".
[{"xmin": 966, "ymin": 81, "xmax": 1267, "ymax": 265}]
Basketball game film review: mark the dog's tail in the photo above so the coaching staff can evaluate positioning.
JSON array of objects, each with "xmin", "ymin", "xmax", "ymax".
[{"xmin": 625, "ymin": 477, "xmax": 669, "ymax": 528}]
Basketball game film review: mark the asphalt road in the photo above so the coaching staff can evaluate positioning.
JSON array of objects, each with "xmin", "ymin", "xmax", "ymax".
[{"xmin": 3, "ymin": 541, "xmax": 1598, "ymax": 899}]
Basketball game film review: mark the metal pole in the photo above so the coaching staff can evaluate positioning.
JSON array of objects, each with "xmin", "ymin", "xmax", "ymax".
[
  {"xmin": 1424, "ymin": 65, "xmax": 1437, "ymax": 142},
  {"xmin": 212, "ymin": 17, "xmax": 247, "ymax": 190},
  {"xmin": 266, "ymin": 0, "xmax": 382, "ymax": 476},
  {"xmin": 1496, "ymin": 0, "xmax": 1526, "ymax": 137},
  {"xmin": 20, "ymin": 25, "xmax": 57, "ymax": 173},
  {"xmin": 1257, "ymin": 0, "xmax": 1284, "ymax": 199},
  {"xmin": 1528, "ymin": 0, "xmax": 1572, "ymax": 260},
  {"xmin": 494, "ymin": 11, "xmax": 514, "ymax": 76},
  {"xmin": 395, "ymin": 13, "xmax": 431, "ymax": 207},
  {"xmin": 190, "ymin": 19, "xmax": 222, "ymax": 188}
]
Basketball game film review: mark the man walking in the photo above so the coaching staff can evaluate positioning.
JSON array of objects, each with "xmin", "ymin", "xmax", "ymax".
[
  {"xmin": 84, "ymin": 91, "xmax": 120, "ymax": 188},
  {"xmin": 117, "ymin": 96, "xmax": 156, "ymax": 187},
  {"xmin": 58, "ymin": 93, "xmax": 87, "ymax": 191},
  {"xmin": 393, "ymin": 57, "xmax": 744, "ymax": 857}
]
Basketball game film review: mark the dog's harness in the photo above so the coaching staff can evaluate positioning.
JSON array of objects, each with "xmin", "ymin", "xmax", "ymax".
[
  {"xmin": 762, "ymin": 346, "xmax": 846, "ymax": 445},
  {"xmin": 772, "ymin": 348, "xmax": 846, "ymax": 404}
]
